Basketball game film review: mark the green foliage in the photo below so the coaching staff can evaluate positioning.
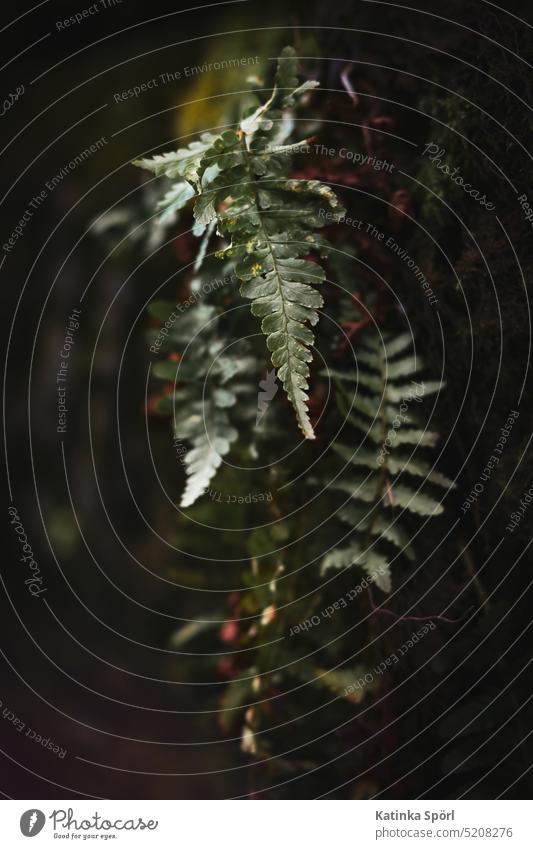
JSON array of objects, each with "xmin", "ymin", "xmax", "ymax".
[
  {"xmin": 127, "ymin": 44, "xmax": 458, "ymax": 791},
  {"xmin": 321, "ymin": 330, "xmax": 455, "ymax": 592},
  {"xmin": 149, "ymin": 288, "xmax": 258, "ymax": 507},
  {"xmin": 135, "ymin": 47, "xmax": 343, "ymax": 439},
  {"xmin": 82, "ymin": 5, "xmax": 533, "ymax": 796}
]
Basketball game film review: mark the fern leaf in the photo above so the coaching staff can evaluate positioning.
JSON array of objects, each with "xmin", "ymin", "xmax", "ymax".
[
  {"xmin": 370, "ymin": 516, "xmax": 415, "ymax": 559},
  {"xmin": 239, "ymin": 255, "xmax": 325, "ymax": 439},
  {"xmin": 389, "ymin": 485, "xmax": 444, "ymax": 516},
  {"xmin": 193, "ymin": 220, "xmax": 216, "ymax": 272},
  {"xmin": 337, "ymin": 505, "xmax": 415, "ymax": 560},
  {"xmin": 218, "ymin": 128, "xmax": 342, "ymax": 437},
  {"xmin": 332, "ymin": 444, "xmax": 379, "ymax": 470},
  {"xmin": 133, "ymin": 133, "xmax": 217, "ymax": 184},
  {"xmin": 386, "ymin": 380, "xmax": 442, "ymax": 402},
  {"xmin": 148, "ymin": 283, "xmax": 249, "ymax": 507},
  {"xmin": 323, "ymin": 329, "xmax": 450, "ymax": 591},
  {"xmin": 390, "ymin": 427, "xmax": 440, "ymax": 447},
  {"xmin": 386, "ymin": 355, "xmax": 424, "ymax": 380},
  {"xmin": 386, "ymin": 455, "xmax": 456, "ymax": 489},
  {"xmin": 155, "ymin": 180, "xmax": 195, "ymax": 227},
  {"xmin": 178, "ymin": 398, "xmax": 238, "ymax": 508},
  {"xmin": 322, "ymin": 543, "xmax": 391, "ymax": 592},
  {"xmin": 333, "ymin": 442, "xmax": 455, "ymax": 490},
  {"xmin": 331, "ymin": 477, "xmax": 378, "ymax": 504},
  {"xmin": 137, "ymin": 53, "xmax": 343, "ymax": 438},
  {"xmin": 382, "ymin": 332, "xmax": 414, "ymax": 358}
]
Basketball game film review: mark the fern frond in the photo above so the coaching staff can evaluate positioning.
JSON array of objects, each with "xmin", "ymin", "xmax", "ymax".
[
  {"xmin": 207, "ymin": 123, "xmax": 341, "ymax": 439},
  {"xmin": 322, "ymin": 329, "xmax": 451, "ymax": 591},
  {"xmin": 136, "ymin": 48, "xmax": 343, "ymax": 438}
]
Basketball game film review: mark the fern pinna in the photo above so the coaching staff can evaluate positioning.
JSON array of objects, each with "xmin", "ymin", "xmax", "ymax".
[
  {"xmin": 136, "ymin": 47, "xmax": 343, "ymax": 444},
  {"xmin": 322, "ymin": 330, "xmax": 455, "ymax": 593}
]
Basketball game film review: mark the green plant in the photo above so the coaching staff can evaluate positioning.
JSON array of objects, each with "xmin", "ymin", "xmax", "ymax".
[
  {"xmin": 135, "ymin": 48, "xmax": 343, "ymax": 441},
  {"xmin": 132, "ymin": 47, "xmax": 454, "ymax": 790},
  {"xmin": 322, "ymin": 330, "xmax": 454, "ymax": 593}
]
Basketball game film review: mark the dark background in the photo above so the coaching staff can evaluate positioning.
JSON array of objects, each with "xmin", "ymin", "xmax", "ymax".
[{"xmin": 2, "ymin": 0, "xmax": 533, "ymax": 799}]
